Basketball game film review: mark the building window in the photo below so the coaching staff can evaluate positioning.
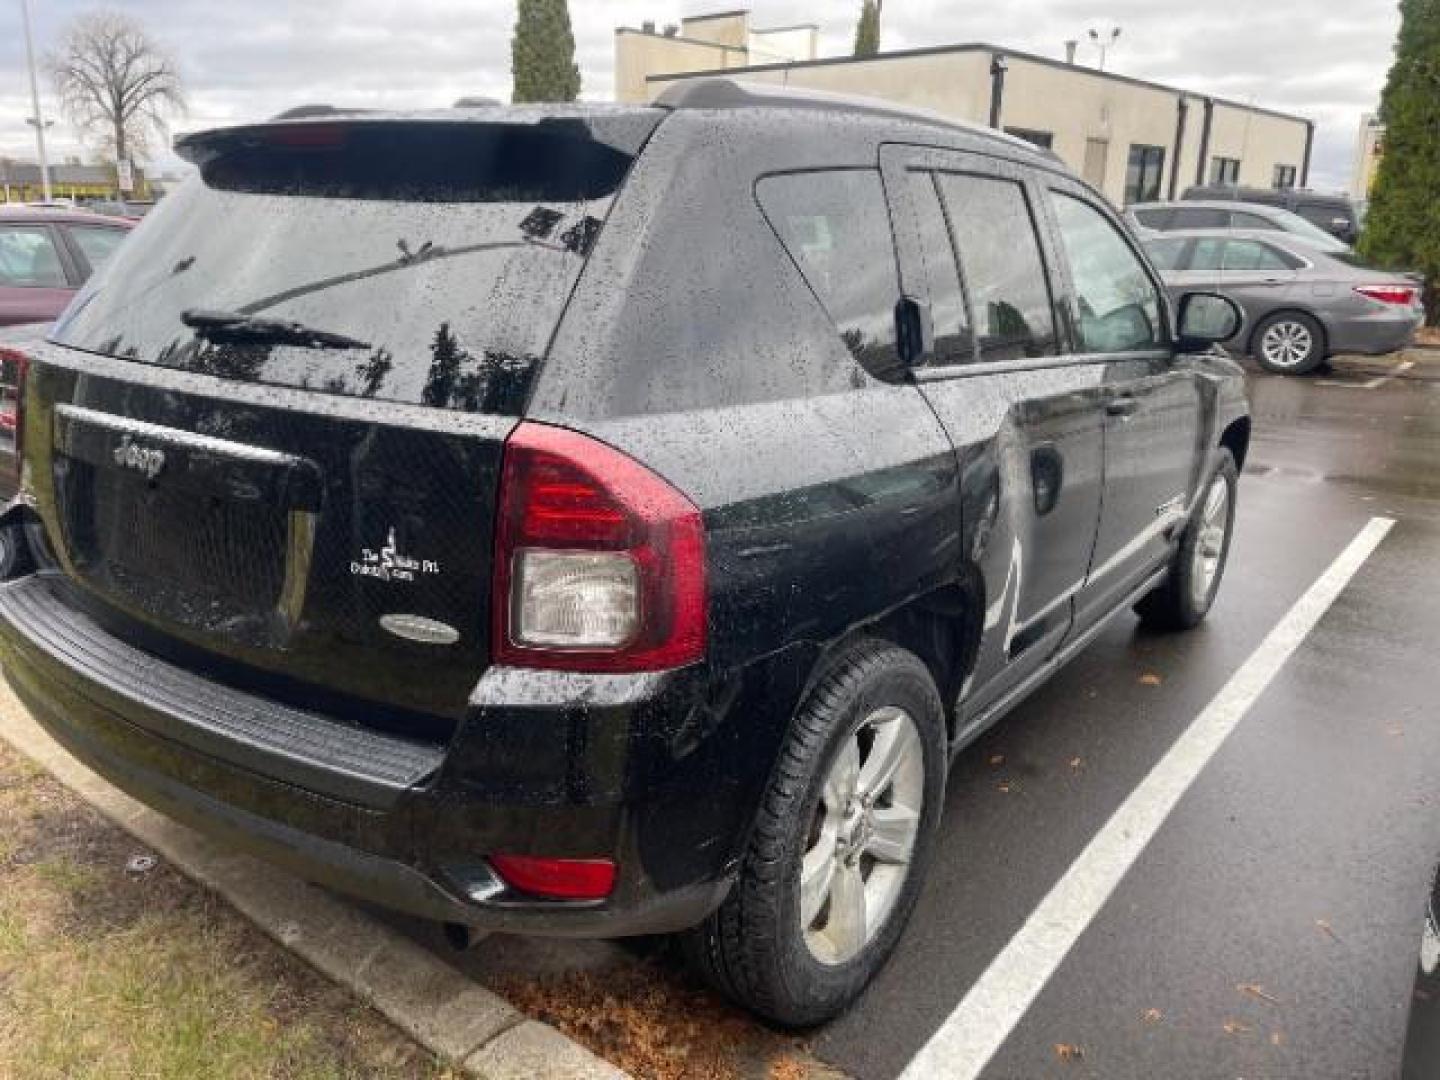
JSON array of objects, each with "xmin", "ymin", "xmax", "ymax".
[
  {"xmin": 1124, "ymin": 145, "xmax": 1166, "ymax": 205},
  {"xmin": 1273, "ymin": 164, "xmax": 1297, "ymax": 190},
  {"xmin": 1005, "ymin": 127, "xmax": 1054, "ymax": 151},
  {"xmin": 1210, "ymin": 157, "xmax": 1241, "ymax": 185}
]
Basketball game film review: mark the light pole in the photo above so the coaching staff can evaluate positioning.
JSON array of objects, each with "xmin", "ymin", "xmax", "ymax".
[
  {"xmin": 19, "ymin": 0, "xmax": 53, "ymax": 202},
  {"xmin": 1088, "ymin": 26, "xmax": 1122, "ymax": 72}
]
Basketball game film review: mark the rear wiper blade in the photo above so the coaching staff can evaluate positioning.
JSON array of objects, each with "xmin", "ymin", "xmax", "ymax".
[{"xmin": 181, "ymin": 309, "xmax": 370, "ymax": 350}]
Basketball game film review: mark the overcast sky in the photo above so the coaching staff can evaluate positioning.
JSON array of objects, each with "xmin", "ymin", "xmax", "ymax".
[{"xmin": 0, "ymin": 1, "xmax": 1398, "ymax": 190}]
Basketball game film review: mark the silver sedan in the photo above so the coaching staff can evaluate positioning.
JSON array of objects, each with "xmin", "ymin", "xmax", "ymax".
[{"xmin": 1143, "ymin": 229, "xmax": 1424, "ymax": 375}]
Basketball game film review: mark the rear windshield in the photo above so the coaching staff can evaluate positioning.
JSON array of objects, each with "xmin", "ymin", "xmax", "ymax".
[{"xmin": 51, "ymin": 119, "xmax": 659, "ymax": 414}]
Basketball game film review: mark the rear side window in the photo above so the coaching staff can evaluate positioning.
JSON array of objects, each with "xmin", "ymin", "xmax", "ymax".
[
  {"xmin": 0, "ymin": 226, "xmax": 66, "ymax": 288},
  {"xmin": 935, "ymin": 173, "xmax": 1056, "ymax": 363},
  {"xmin": 1232, "ymin": 211, "xmax": 1279, "ymax": 230},
  {"xmin": 1049, "ymin": 193, "xmax": 1165, "ymax": 354},
  {"xmin": 909, "ymin": 175, "xmax": 975, "ymax": 366},
  {"xmin": 50, "ymin": 119, "xmax": 659, "ymax": 414},
  {"xmin": 1144, "ymin": 237, "xmax": 1190, "ymax": 272},
  {"xmin": 1192, "ymin": 238, "xmax": 1297, "ymax": 272},
  {"xmin": 1172, "ymin": 207, "xmax": 1228, "ymax": 229},
  {"xmin": 756, "ymin": 170, "xmax": 900, "ymax": 376},
  {"xmin": 1132, "ymin": 208, "xmax": 1172, "ymax": 230},
  {"xmin": 64, "ymin": 225, "xmax": 128, "ymax": 273},
  {"xmin": 1222, "ymin": 240, "xmax": 1300, "ymax": 271}
]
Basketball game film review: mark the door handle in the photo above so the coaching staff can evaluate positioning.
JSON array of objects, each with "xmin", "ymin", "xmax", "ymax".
[{"xmin": 1105, "ymin": 394, "xmax": 1141, "ymax": 418}]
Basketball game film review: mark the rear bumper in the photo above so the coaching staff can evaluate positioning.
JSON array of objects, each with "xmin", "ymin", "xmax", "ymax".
[
  {"xmin": 1324, "ymin": 307, "xmax": 1423, "ymax": 357},
  {"xmin": 0, "ymin": 574, "xmax": 764, "ymax": 936}
]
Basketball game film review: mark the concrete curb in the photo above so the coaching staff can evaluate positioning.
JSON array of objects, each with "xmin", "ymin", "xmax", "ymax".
[{"xmin": 0, "ymin": 685, "xmax": 629, "ymax": 1080}]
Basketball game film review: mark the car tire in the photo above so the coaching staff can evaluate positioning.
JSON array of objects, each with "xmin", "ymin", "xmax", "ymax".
[
  {"xmin": 1253, "ymin": 311, "xmax": 1325, "ymax": 375},
  {"xmin": 1136, "ymin": 449, "xmax": 1238, "ymax": 632},
  {"xmin": 681, "ymin": 638, "xmax": 946, "ymax": 1027}
]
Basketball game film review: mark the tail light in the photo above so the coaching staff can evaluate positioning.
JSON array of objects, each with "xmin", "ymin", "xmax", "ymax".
[
  {"xmin": 0, "ymin": 346, "xmax": 30, "ymax": 480},
  {"xmin": 489, "ymin": 855, "xmax": 617, "ymax": 901},
  {"xmin": 1355, "ymin": 285, "xmax": 1419, "ymax": 307},
  {"xmin": 492, "ymin": 421, "xmax": 706, "ymax": 673}
]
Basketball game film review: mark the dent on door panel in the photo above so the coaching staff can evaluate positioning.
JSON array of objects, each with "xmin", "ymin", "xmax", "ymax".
[{"xmin": 923, "ymin": 364, "xmax": 1108, "ymax": 724}]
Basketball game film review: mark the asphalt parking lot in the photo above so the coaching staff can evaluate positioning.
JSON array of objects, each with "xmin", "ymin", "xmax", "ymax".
[{"xmin": 377, "ymin": 349, "xmax": 1440, "ymax": 1080}]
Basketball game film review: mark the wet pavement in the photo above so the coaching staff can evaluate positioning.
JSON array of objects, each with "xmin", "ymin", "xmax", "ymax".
[{"xmin": 390, "ymin": 349, "xmax": 1440, "ymax": 1079}]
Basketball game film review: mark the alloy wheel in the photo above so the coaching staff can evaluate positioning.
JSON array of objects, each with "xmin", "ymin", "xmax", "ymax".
[
  {"xmin": 1261, "ymin": 320, "xmax": 1314, "ymax": 370},
  {"xmin": 801, "ymin": 706, "xmax": 925, "ymax": 966}
]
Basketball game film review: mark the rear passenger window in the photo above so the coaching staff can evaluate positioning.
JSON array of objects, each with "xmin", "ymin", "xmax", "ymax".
[
  {"xmin": 65, "ymin": 225, "xmax": 128, "ymax": 273},
  {"xmin": 1221, "ymin": 240, "xmax": 1297, "ymax": 271},
  {"xmin": 1143, "ymin": 237, "xmax": 1189, "ymax": 272},
  {"xmin": 1049, "ymin": 193, "xmax": 1165, "ymax": 353},
  {"xmin": 756, "ymin": 170, "xmax": 900, "ymax": 376},
  {"xmin": 1172, "ymin": 207, "xmax": 1228, "ymax": 229},
  {"xmin": 1232, "ymin": 212, "xmax": 1279, "ymax": 231},
  {"xmin": 935, "ymin": 173, "xmax": 1056, "ymax": 363},
  {"xmin": 1190, "ymin": 239, "xmax": 1227, "ymax": 272},
  {"xmin": 910, "ymin": 175, "xmax": 975, "ymax": 366}
]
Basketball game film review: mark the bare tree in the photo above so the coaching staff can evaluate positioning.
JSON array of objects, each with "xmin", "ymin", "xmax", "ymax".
[{"xmin": 47, "ymin": 10, "xmax": 185, "ymax": 168}]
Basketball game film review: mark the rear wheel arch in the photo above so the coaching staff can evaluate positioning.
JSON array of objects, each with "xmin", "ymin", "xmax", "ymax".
[{"xmin": 804, "ymin": 576, "xmax": 983, "ymax": 746}]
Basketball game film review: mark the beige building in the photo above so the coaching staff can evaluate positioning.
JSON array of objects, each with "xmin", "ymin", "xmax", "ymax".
[
  {"xmin": 1353, "ymin": 113, "xmax": 1384, "ymax": 200},
  {"xmin": 616, "ymin": 9, "xmax": 1315, "ymax": 208}
]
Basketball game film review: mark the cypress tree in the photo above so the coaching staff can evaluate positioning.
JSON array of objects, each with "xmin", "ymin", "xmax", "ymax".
[
  {"xmin": 511, "ymin": 0, "xmax": 581, "ymax": 104},
  {"xmin": 1358, "ymin": 0, "xmax": 1440, "ymax": 322},
  {"xmin": 853, "ymin": 0, "xmax": 881, "ymax": 58}
]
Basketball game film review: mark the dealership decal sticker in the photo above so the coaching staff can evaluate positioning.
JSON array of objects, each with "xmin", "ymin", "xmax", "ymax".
[{"xmin": 352, "ymin": 528, "xmax": 441, "ymax": 583}]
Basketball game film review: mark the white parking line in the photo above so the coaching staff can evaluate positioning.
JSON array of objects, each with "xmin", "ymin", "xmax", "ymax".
[
  {"xmin": 898, "ymin": 516, "xmax": 1396, "ymax": 1080},
  {"xmin": 1317, "ymin": 359, "xmax": 1415, "ymax": 389}
]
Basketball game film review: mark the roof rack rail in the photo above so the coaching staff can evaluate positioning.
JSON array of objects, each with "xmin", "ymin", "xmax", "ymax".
[
  {"xmin": 269, "ymin": 104, "xmax": 374, "ymax": 120},
  {"xmin": 654, "ymin": 77, "xmax": 1052, "ymax": 158},
  {"xmin": 453, "ymin": 96, "xmax": 501, "ymax": 108}
]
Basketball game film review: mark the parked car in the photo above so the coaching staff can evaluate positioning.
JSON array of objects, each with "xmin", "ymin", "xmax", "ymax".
[
  {"xmin": 1182, "ymin": 185, "xmax": 1362, "ymax": 245},
  {"xmin": 78, "ymin": 198, "xmax": 154, "ymax": 221},
  {"xmin": 0, "ymin": 80, "xmax": 1250, "ymax": 1025},
  {"xmin": 0, "ymin": 206, "xmax": 134, "ymax": 327},
  {"xmin": 1144, "ymin": 229, "xmax": 1423, "ymax": 375},
  {"xmin": 1127, "ymin": 199, "xmax": 1352, "ymax": 254},
  {"xmin": 1402, "ymin": 860, "xmax": 1440, "ymax": 1079}
]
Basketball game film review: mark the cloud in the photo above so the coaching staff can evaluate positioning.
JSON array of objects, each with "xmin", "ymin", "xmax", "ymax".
[{"xmin": 0, "ymin": 0, "xmax": 1397, "ymax": 190}]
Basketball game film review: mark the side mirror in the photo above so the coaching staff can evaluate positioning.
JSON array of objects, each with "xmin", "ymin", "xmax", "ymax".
[{"xmin": 1175, "ymin": 292, "xmax": 1243, "ymax": 353}]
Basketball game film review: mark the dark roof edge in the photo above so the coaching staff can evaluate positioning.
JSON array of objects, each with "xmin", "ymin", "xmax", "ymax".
[{"xmin": 644, "ymin": 42, "xmax": 1312, "ymax": 126}]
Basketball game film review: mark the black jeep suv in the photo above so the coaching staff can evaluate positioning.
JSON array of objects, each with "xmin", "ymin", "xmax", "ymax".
[{"xmin": 0, "ymin": 80, "xmax": 1250, "ymax": 1025}]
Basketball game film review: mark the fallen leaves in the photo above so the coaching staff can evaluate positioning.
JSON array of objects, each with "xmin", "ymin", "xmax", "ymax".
[
  {"xmin": 1054, "ymin": 1043, "xmax": 1085, "ymax": 1063},
  {"xmin": 1140, "ymin": 1008, "xmax": 1163, "ymax": 1024},
  {"xmin": 1316, "ymin": 918, "xmax": 1342, "ymax": 943},
  {"xmin": 1222, "ymin": 1019, "xmax": 1253, "ymax": 1036},
  {"xmin": 997, "ymin": 781, "xmax": 1013, "ymax": 794},
  {"xmin": 1138, "ymin": 673, "xmax": 1163, "ymax": 687},
  {"xmin": 989, "ymin": 754, "xmax": 1005, "ymax": 767},
  {"xmin": 1068, "ymin": 756, "xmax": 1085, "ymax": 773}
]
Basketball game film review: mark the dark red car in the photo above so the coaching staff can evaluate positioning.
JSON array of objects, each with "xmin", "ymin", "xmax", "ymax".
[{"xmin": 0, "ymin": 206, "xmax": 134, "ymax": 327}]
